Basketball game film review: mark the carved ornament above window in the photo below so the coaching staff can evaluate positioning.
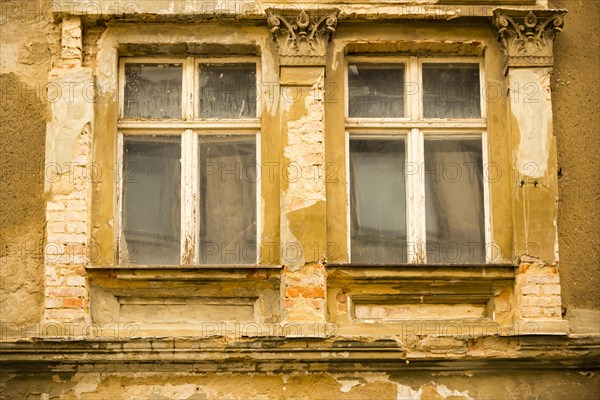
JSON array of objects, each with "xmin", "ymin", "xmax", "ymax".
[
  {"xmin": 267, "ymin": 9, "xmax": 338, "ymax": 65},
  {"xmin": 493, "ymin": 9, "xmax": 567, "ymax": 70}
]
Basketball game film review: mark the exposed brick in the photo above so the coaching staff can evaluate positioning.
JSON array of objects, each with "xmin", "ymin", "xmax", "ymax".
[
  {"xmin": 52, "ymin": 191, "xmax": 87, "ymax": 201},
  {"xmin": 47, "ymin": 233, "xmax": 87, "ymax": 244},
  {"xmin": 46, "ymin": 254, "xmax": 86, "ymax": 265},
  {"xmin": 46, "ymin": 211, "xmax": 88, "ymax": 223},
  {"xmin": 63, "ymin": 297, "xmax": 84, "ymax": 308},
  {"xmin": 284, "ymin": 298, "xmax": 295, "ymax": 309},
  {"xmin": 45, "ymin": 275, "xmax": 65, "ymax": 286},
  {"xmin": 46, "ymin": 201, "xmax": 65, "ymax": 211},
  {"xmin": 309, "ymin": 298, "xmax": 325, "ymax": 310},
  {"xmin": 65, "ymin": 200, "xmax": 87, "ymax": 211},
  {"xmin": 64, "ymin": 243, "xmax": 86, "ymax": 255},
  {"xmin": 542, "ymin": 284, "xmax": 561, "ymax": 295},
  {"xmin": 65, "ymin": 222, "xmax": 87, "ymax": 234},
  {"xmin": 521, "ymin": 295, "xmax": 561, "ymax": 307},
  {"xmin": 44, "ymin": 308, "xmax": 85, "ymax": 321},
  {"xmin": 73, "ymin": 265, "xmax": 86, "ymax": 276},
  {"xmin": 284, "ymin": 274, "xmax": 326, "ymax": 287},
  {"xmin": 47, "ymin": 286, "xmax": 86, "ymax": 298},
  {"xmin": 521, "ymin": 306, "xmax": 542, "ymax": 318},
  {"xmin": 285, "ymin": 286, "xmax": 325, "ymax": 298},
  {"xmin": 66, "ymin": 276, "xmax": 85, "ymax": 286},
  {"xmin": 47, "ymin": 221, "xmax": 67, "ymax": 233},
  {"xmin": 543, "ymin": 307, "xmax": 562, "ymax": 318},
  {"xmin": 524, "ymin": 274, "xmax": 560, "ymax": 284},
  {"xmin": 45, "ymin": 297, "xmax": 63, "ymax": 309},
  {"xmin": 521, "ymin": 284, "xmax": 541, "ymax": 295}
]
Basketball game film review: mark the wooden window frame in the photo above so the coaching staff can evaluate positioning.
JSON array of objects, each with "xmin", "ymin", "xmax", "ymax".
[
  {"xmin": 345, "ymin": 56, "xmax": 492, "ymax": 264},
  {"xmin": 116, "ymin": 56, "xmax": 262, "ymax": 267}
]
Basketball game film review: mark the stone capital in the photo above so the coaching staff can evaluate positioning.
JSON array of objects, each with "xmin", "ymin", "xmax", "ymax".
[
  {"xmin": 493, "ymin": 9, "xmax": 566, "ymax": 71},
  {"xmin": 267, "ymin": 8, "xmax": 338, "ymax": 66}
]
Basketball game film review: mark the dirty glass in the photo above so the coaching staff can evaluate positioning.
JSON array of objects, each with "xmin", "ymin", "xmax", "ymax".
[
  {"xmin": 350, "ymin": 138, "xmax": 407, "ymax": 263},
  {"xmin": 122, "ymin": 136, "xmax": 181, "ymax": 265},
  {"xmin": 199, "ymin": 64, "xmax": 257, "ymax": 118},
  {"xmin": 123, "ymin": 63, "xmax": 183, "ymax": 119},
  {"xmin": 424, "ymin": 138, "xmax": 485, "ymax": 263},
  {"xmin": 348, "ymin": 63, "xmax": 405, "ymax": 118},
  {"xmin": 422, "ymin": 63, "xmax": 481, "ymax": 119},
  {"xmin": 198, "ymin": 136, "xmax": 257, "ymax": 264}
]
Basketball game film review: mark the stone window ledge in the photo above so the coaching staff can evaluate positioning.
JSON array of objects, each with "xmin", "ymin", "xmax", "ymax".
[
  {"xmin": 1, "ymin": 335, "xmax": 598, "ymax": 374},
  {"xmin": 87, "ymin": 268, "xmax": 281, "ymax": 330},
  {"xmin": 86, "ymin": 264, "xmax": 283, "ymax": 270},
  {"xmin": 326, "ymin": 263, "xmax": 517, "ymax": 280},
  {"xmin": 326, "ymin": 263, "xmax": 518, "ymax": 334}
]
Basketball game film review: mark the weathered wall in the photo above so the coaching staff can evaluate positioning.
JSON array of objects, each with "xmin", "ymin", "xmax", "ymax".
[
  {"xmin": 1, "ymin": 370, "xmax": 599, "ymax": 400},
  {"xmin": 0, "ymin": 0, "xmax": 58, "ymax": 326},
  {"xmin": 551, "ymin": 0, "xmax": 600, "ymax": 316}
]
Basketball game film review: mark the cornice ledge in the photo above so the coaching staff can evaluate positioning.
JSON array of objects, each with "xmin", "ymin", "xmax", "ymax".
[
  {"xmin": 493, "ymin": 8, "xmax": 567, "ymax": 70},
  {"xmin": 266, "ymin": 8, "xmax": 339, "ymax": 66},
  {"xmin": 1, "ymin": 336, "xmax": 599, "ymax": 373}
]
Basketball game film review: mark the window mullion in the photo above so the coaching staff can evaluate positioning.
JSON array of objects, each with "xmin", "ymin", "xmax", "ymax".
[
  {"xmin": 407, "ymin": 127, "xmax": 426, "ymax": 263},
  {"xmin": 180, "ymin": 129, "xmax": 199, "ymax": 266},
  {"xmin": 408, "ymin": 56, "xmax": 421, "ymax": 120},
  {"xmin": 183, "ymin": 57, "xmax": 195, "ymax": 120}
]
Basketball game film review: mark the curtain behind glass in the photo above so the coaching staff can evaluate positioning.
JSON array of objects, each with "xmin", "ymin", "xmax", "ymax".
[
  {"xmin": 199, "ymin": 136, "xmax": 257, "ymax": 264},
  {"xmin": 124, "ymin": 64, "xmax": 182, "ymax": 119},
  {"xmin": 122, "ymin": 136, "xmax": 181, "ymax": 265},
  {"xmin": 424, "ymin": 138, "xmax": 484, "ymax": 263},
  {"xmin": 348, "ymin": 63, "xmax": 405, "ymax": 118},
  {"xmin": 422, "ymin": 63, "xmax": 480, "ymax": 119},
  {"xmin": 350, "ymin": 138, "xmax": 407, "ymax": 263}
]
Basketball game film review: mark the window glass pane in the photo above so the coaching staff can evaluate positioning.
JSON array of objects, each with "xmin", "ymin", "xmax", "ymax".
[
  {"xmin": 348, "ymin": 63, "xmax": 405, "ymax": 118},
  {"xmin": 422, "ymin": 63, "xmax": 481, "ymax": 118},
  {"xmin": 199, "ymin": 64, "xmax": 257, "ymax": 118},
  {"xmin": 123, "ymin": 63, "xmax": 182, "ymax": 119},
  {"xmin": 350, "ymin": 138, "xmax": 407, "ymax": 263},
  {"xmin": 199, "ymin": 136, "xmax": 257, "ymax": 264},
  {"xmin": 122, "ymin": 136, "xmax": 181, "ymax": 265},
  {"xmin": 425, "ymin": 138, "xmax": 484, "ymax": 263}
]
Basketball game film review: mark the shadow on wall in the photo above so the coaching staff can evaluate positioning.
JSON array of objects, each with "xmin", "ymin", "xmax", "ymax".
[{"xmin": 0, "ymin": 73, "xmax": 47, "ymax": 325}]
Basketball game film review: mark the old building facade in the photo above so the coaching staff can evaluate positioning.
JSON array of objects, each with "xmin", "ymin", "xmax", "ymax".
[{"xmin": 0, "ymin": 0, "xmax": 599, "ymax": 398}]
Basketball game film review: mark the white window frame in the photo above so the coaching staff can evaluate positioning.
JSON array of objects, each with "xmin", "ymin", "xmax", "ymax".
[
  {"xmin": 345, "ymin": 56, "xmax": 492, "ymax": 264},
  {"xmin": 116, "ymin": 56, "xmax": 262, "ymax": 267}
]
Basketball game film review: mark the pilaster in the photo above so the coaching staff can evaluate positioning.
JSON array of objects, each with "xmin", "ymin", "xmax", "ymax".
[
  {"xmin": 493, "ymin": 9, "xmax": 567, "ymax": 333},
  {"xmin": 268, "ymin": 9, "xmax": 338, "ymax": 328}
]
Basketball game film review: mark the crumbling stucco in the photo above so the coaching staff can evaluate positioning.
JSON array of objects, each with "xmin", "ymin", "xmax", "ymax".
[
  {"xmin": 0, "ymin": 0, "xmax": 58, "ymax": 326},
  {"xmin": 1, "ymin": 370, "xmax": 598, "ymax": 400}
]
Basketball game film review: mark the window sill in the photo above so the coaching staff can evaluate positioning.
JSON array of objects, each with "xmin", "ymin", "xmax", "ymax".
[
  {"xmin": 326, "ymin": 263, "xmax": 517, "ymax": 331},
  {"xmin": 86, "ymin": 264, "xmax": 283, "ymax": 270},
  {"xmin": 326, "ymin": 263, "xmax": 516, "ymax": 280}
]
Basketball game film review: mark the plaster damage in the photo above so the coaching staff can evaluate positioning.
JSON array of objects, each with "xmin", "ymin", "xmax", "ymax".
[
  {"xmin": 510, "ymin": 68, "xmax": 553, "ymax": 178},
  {"xmin": 280, "ymin": 73, "xmax": 327, "ymax": 271}
]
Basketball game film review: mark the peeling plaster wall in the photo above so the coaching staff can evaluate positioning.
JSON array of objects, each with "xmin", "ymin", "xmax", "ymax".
[
  {"xmin": 1, "ymin": 370, "xmax": 598, "ymax": 400},
  {"xmin": 0, "ymin": 0, "xmax": 59, "ymax": 325}
]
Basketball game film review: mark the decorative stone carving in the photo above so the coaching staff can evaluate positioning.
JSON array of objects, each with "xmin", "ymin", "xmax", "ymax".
[
  {"xmin": 267, "ymin": 9, "xmax": 338, "ymax": 65},
  {"xmin": 493, "ymin": 9, "xmax": 566, "ymax": 70}
]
